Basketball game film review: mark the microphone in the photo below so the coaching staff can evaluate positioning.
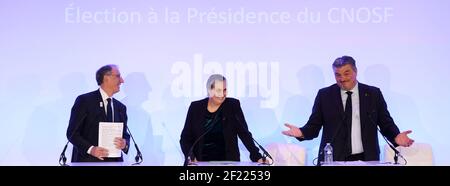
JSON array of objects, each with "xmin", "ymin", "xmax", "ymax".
[
  {"xmin": 60, "ymin": 112, "xmax": 87, "ymax": 166},
  {"xmin": 125, "ymin": 124, "xmax": 143, "ymax": 165},
  {"xmin": 59, "ymin": 141, "xmax": 70, "ymax": 166},
  {"xmin": 183, "ymin": 125, "xmax": 214, "ymax": 166},
  {"xmin": 252, "ymin": 137, "xmax": 274, "ymax": 165},
  {"xmin": 315, "ymin": 112, "xmax": 347, "ymax": 166},
  {"xmin": 234, "ymin": 114, "xmax": 273, "ymax": 165},
  {"xmin": 118, "ymin": 109, "xmax": 143, "ymax": 165},
  {"xmin": 367, "ymin": 111, "xmax": 402, "ymax": 165},
  {"xmin": 183, "ymin": 117, "xmax": 225, "ymax": 166},
  {"xmin": 330, "ymin": 112, "xmax": 347, "ymax": 145},
  {"xmin": 183, "ymin": 107, "xmax": 225, "ymax": 166}
]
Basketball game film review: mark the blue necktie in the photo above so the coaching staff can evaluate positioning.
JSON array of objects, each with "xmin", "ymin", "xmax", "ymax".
[{"xmin": 106, "ymin": 98, "xmax": 113, "ymax": 122}]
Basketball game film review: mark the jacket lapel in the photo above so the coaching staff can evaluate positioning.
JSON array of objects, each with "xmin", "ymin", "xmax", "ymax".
[
  {"xmin": 198, "ymin": 98, "xmax": 208, "ymax": 134},
  {"xmin": 358, "ymin": 83, "xmax": 370, "ymax": 133},
  {"xmin": 333, "ymin": 84, "xmax": 352, "ymax": 149},
  {"xmin": 113, "ymin": 98, "xmax": 121, "ymax": 122},
  {"xmin": 95, "ymin": 89, "xmax": 107, "ymax": 122},
  {"xmin": 332, "ymin": 84, "xmax": 345, "ymax": 121}
]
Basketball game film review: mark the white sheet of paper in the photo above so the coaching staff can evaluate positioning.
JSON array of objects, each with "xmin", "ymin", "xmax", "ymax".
[{"xmin": 98, "ymin": 122, "xmax": 123, "ymax": 158}]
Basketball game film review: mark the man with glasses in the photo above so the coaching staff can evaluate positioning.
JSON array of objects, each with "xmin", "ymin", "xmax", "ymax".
[{"xmin": 66, "ymin": 64, "xmax": 130, "ymax": 162}]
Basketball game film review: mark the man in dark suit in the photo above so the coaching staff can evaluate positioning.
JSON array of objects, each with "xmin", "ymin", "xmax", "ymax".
[
  {"xmin": 67, "ymin": 64, "xmax": 130, "ymax": 162},
  {"xmin": 180, "ymin": 74, "xmax": 266, "ymax": 164},
  {"xmin": 282, "ymin": 56, "xmax": 414, "ymax": 162}
]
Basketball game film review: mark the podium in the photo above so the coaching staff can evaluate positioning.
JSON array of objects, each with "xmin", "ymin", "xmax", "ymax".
[
  {"xmin": 68, "ymin": 161, "xmax": 267, "ymax": 166},
  {"xmin": 321, "ymin": 161, "xmax": 399, "ymax": 166},
  {"xmin": 189, "ymin": 161, "xmax": 269, "ymax": 166},
  {"xmin": 69, "ymin": 161, "xmax": 139, "ymax": 166}
]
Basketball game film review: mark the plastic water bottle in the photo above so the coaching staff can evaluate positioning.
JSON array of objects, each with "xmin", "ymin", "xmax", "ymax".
[{"xmin": 323, "ymin": 143, "xmax": 333, "ymax": 164}]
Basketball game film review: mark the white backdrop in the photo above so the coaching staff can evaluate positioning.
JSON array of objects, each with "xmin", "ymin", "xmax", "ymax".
[{"xmin": 1, "ymin": 0, "xmax": 449, "ymax": 165}]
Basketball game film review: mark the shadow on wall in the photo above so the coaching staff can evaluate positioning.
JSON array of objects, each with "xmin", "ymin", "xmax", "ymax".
[
  {"xmin": 21, "ymin": 72, "xmax": 88, "ymax": 165},
  {"xmin": 0, "ymin": 73, "xmax": 42, "ymax": 164},
  {"xmin": 239, "ymin": 91, "xmax": 281, "ymax": 161},
  {"xmin": 121, "ymin": 72, "xmax": 164, "ymax": 165},
  {"xmin": 281, "ymin": 65, "xmax": 325, "ymax": 165},
  {"xmin": 240, "ymin": 86, "xmax": 281, "ymax": 144},
  {"xmin": 364, "ymin": 65, "xmax": 429, "ymax": 143},
  {"xmin": 155, "ymin": 86, "xmax": 189, "ymax": 165}
]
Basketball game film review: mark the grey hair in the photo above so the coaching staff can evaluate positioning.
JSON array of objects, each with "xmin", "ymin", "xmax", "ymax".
[
  {"xmin": 332, "ymin": 56, "xmax": 357, "ymax": 72},
  {"xmin": 96, "ymin": 64, "xmax": 118, "ymax": 85},
  {"xmin": 206, "ymin": 74, "xmax": 226, "ymax": 94}
]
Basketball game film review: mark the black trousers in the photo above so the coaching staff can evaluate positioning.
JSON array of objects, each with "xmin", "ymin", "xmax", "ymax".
[{"xmin": 345, "ymin": 153, "xmax": 365, "ymax": 161}]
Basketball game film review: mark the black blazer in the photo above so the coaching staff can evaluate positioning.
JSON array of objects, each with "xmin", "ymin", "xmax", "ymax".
[
  {"xmin": 67, "ymin": 89, "xmax": 130, "ymax": 162},
  {"xmin": 180, "ymin": 98, "xmax": 262, "ymax": 162},
  {"xmin": 298, "ymin": 83, "xmax": 400, "ymax": 161}
]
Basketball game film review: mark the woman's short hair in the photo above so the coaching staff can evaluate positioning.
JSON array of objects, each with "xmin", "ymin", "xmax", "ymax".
[{"xmin": 206, "ymin": 74, "xmax": 226, "ymax": 94}]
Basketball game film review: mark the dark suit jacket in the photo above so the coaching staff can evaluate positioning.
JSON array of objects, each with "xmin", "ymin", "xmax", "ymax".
[
  {"xmin": 67, "ymin": 89, "xmax": 130, "ymax": 162},
  {"xmin": 180, "ymin": 98, "xmax": 262, "ymax": 162},
  {"xmin": 298, "ymin": 83, "xmax": 400, "ymax": 161}
]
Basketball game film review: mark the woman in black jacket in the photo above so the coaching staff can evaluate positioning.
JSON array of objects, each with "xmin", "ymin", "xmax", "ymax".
[{"xmin": 180, "ymin": 74, "xmax": 265, "ymax": 164}]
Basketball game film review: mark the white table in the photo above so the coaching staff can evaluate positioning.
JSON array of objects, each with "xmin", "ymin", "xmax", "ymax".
[
  {"xmin": 189, "ymin": 161, "xmax": 269, "ymax": 166},
  {"xmin": 69, "ymin": 161, "xmax": 140, "ymax": 166},
  {"xmin": 321, "ymin": 161, "xmax": 400, "ymax": 166}
]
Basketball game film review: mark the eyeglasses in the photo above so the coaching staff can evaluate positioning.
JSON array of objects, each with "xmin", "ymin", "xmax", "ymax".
[{"xmin": 106, "ymin": 73, "xmax": 121, "ymax": 79}]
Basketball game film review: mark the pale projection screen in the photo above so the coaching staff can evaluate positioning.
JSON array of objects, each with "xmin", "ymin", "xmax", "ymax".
[{"xmin": 0, "ymin": 0, "xmax": 449, "ymax": 165}]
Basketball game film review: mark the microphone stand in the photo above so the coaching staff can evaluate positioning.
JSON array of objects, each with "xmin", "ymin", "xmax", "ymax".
[
  {"xmin": 59, "ymin": 141, "xmax": 70, "ymax": 166},
  {"xmin": 252, "ymin": 138, "xmax": 274, "ymax": 165},
  {"xmin": 183, "ymin": 105, "xmax": 224, "ymax": 166},
  {"xmin": 368, "ymin": 112, "xmax": 400, "ymax": 165},
  {"xmin": 316, "ymin": 113, "xmax": 347, "ymax": 166},
  {"xmin": 183, "ymin": 127, "xmax": 212, "ymax": 166},
  {"xmin": 234, "ymin": 114, "xmax": 273, "ymax": 165},
  {"xmin": 59, "ymin": 112, "xmax": 87, "ymax": 166},
  {"xmin": 126, "ymin": 126, "xmax": 143, "ymax": 165}
]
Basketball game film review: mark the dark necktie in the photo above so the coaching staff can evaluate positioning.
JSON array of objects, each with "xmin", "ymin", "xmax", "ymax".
[
  {"xmin": 106, "ymin": 98, "xmax": 113, "ymax": 122},
  {"xmin": 345, "ymin": 91, "xmax": 353, "ymax": 153}
]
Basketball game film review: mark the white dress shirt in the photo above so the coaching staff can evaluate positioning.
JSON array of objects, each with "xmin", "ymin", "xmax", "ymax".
[
  {"xmin": 87, "ymin": 87, "xmax": 115, "ymax": 155},
  {"xmin": 340, "ymin": 83, "xmax": 364, "ymax": 154}
]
